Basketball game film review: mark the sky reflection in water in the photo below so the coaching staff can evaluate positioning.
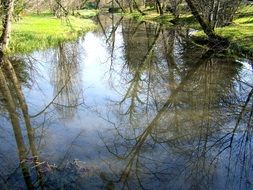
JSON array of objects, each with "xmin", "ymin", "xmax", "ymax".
[{"xmin": 0, "ymin": 15, "xmax": 253, "ymax": 189}]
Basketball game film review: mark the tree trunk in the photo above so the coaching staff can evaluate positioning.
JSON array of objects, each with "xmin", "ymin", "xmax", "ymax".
[
  {"xmin": 184, "ymin": 0, "xmax": 217, "ymax": 39},
  {"xmin": 0, "ymin": 0, "xmax": 15, "ymax": 50}
]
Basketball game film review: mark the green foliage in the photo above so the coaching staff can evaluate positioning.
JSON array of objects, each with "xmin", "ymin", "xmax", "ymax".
[{"xmin": 10, "ymin": 12, "xmax": 97, "ymax": 54}]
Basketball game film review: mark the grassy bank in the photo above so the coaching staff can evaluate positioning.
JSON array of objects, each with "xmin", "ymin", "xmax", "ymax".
[
  {"xmin": 10, "ymin": 10, "xmax": 97, "ymax": 54},
  {"xmin": 215, "ymin": 6, "xmax": 253, "ymax": 56},
  {"xmin": 126, "ymin": 6, "xmax": 253, "ymax": 57}
]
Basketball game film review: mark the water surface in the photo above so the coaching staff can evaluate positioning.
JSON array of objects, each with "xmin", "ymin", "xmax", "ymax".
[{"xmin": 0, "ymin": 14, "xmax": 253, "ymax": 190}]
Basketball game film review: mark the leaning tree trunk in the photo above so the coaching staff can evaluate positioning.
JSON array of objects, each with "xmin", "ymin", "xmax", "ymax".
[
  {"xmin": 184, "ymin": 0, "xmax": 217, "ymax": 40},
  {"xmin": 0, "ymin": 0, "xmax": 15, "ymax": 50}
]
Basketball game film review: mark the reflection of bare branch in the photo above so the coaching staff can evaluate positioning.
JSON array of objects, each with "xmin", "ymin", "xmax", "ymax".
[
  {"xmin": 230, "ymin": 88, "xmax": 253, "ymax": 146},
  {"xmin": 30, "ymin": 74, "xmax": 72, "ymax": 118},
  {"xmin": 119, "ymin": 24, "xmax": 162, "ymax": 120},
  {"xmin": 112, "ymin": 54, "xmax": 213, "ymax": 185},
  {"xmin": 57, "ymin": 131, "xmax": 84, "ymax": 168},
  {"xmin": 50, "ymin": 42, "xmax": 82, "ymax": 119},
  {"xmin": 106, "ymin": 16, "xmax": 124, "ymax": 43},
  {"xmin": 101, "ymin": 45, "xmax": 244, "ymax": 189},
  {"xmin": 96, "ymin": 15, "xmax": 108, "ymax": 39}
]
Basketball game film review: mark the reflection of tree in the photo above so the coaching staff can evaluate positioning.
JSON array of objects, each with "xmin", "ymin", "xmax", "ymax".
[
  {"xmin": 99, "ymin": 21, "xmax": 253, "ymax": 188},
  {"xmin": 0, "ymin": 55, "xmax": 89, "ymax": 189},
  {"xmin": 0, "ymin": 56, "xmax": 44, "ymax": 189},
  {"xmin": 50, "ymin": 42, "xmax": 82, "ymax": 119},
  {"xmin": 94, "ymin": 14, "xmax": 124, "ymax": 71},
  {"xmin": 116, "ymin": 22, "xmax": 186, "ymax": 123},
  {"xmin": 122, "ymin": 20, "xmax": 159, "ymax": 70}
]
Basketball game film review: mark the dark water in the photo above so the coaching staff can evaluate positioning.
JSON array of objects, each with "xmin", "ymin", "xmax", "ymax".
[{"xmin": 0, "ymin": 14, "xmax": 253, "ymax": 189}]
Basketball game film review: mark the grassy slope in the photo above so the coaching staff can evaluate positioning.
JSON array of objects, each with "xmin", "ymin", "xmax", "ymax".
[{"xmin": 10, "ymin": 10, "xmax": 97, "ymax": 54}]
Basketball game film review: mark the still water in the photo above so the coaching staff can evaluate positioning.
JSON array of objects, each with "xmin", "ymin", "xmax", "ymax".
[{"xmin": 0, "ymin": 14, "xmax": 253, "ymax": 189}]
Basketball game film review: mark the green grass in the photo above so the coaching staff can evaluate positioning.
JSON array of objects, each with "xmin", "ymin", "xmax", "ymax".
[
  {"xmin": 75, "ymin": 9, "xmax": 99, "ymax": 18},
  {"xmin": 10, "ymin": 11, "xmax": 97, "ymax": 54},
  {"xmin": 125, "ymin": 5, "xmax": 253, "ymax": 56},
  {"xmin": 144, "ymin": 14, "xmax": 174, "ymax": 24},
  {"xmin": 214, "ymin": 6, "xmax": 253, "ymax": 52},
  {"xmin": 125, "ymin": 8, "xmax": 199, "ymax": 27},
  {"xmin": 193, "ymin": 5, "xmax": 253, "ymax": 55}
]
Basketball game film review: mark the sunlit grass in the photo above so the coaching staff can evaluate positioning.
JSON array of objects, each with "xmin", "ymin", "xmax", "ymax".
[
  {"xmin": 10, "ymin": 11, "xmax": 97, "ymax": 54},
  {"xmin": 236, "ymin": 5, "xmax": 253, "ymax": 18},
  {"xmin": 128, "ymin": 4, "xmax": 253, "ymax": 55},
  {"xmin": 215, "ymin": 6, "xmax": 253, "ymax": 51},
  {"xmin": 76, "ymin": 9, "xmax": 99, "ymax": 18},
  {"xmin": 188, "ymin": 5, "xmax": 253, "ymax": 55}
]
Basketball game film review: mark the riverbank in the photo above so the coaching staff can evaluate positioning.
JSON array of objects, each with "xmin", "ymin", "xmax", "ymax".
[
  {"xmin": 125, "ymin": 5, "xmax": 253, "ymax": 57},
  {"xmin": 10, "ymin": 10, "xmax": 98, "ymax": 54},
  {"xmin": 215, "ymin": 6, "xmax": 253, "ymax": 57}
]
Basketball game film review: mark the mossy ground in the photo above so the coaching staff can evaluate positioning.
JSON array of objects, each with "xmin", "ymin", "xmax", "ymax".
[{"xmin": 10, "ymin": 10, "xmax": 97, "ymax": 54}]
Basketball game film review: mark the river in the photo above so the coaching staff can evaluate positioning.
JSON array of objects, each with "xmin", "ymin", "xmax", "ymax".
[{"xmin": 0, "ymin": 14, "xmax": 253, "ymax": 189}]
